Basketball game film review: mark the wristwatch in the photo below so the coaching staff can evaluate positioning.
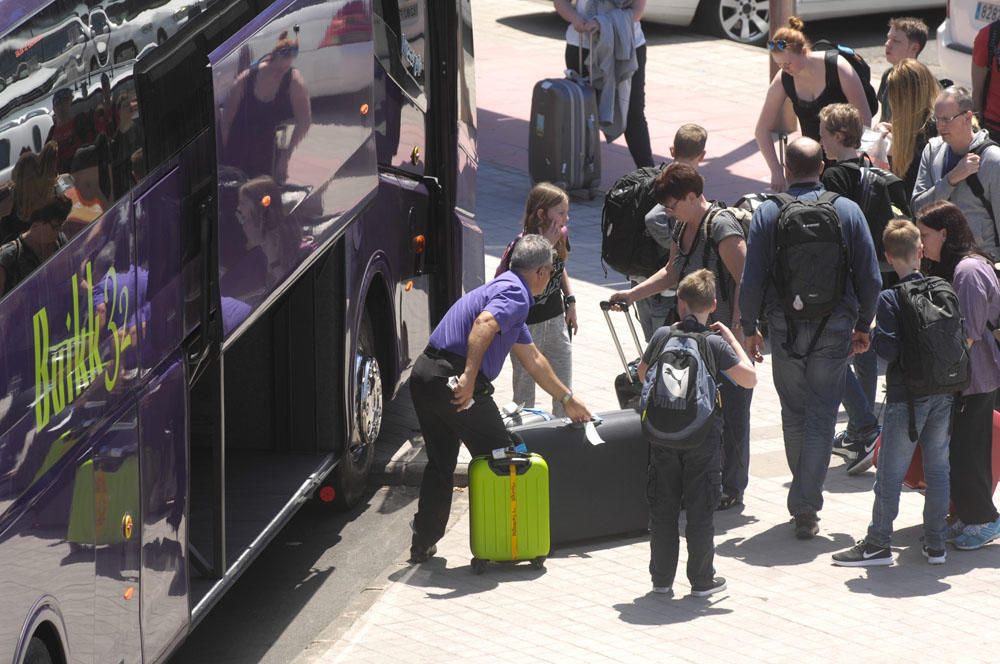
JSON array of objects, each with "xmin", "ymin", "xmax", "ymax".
[
  {"xmin": 559, "ymin": 390, "xmax": 573, "ymax": 405},
  {"xmin": 564, "ymin": 295, "xmax": 576, "ymax": 305}
]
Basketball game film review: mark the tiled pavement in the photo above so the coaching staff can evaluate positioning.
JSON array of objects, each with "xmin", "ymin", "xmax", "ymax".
[{"xmin": 313, "ymin": 3, "xmax": 1000, "ymax": 662}]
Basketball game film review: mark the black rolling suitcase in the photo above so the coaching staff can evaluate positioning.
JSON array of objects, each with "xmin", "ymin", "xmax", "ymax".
[
  {"xmin": 508, "ymin": 410, "xmax": 648, "ymax": 547},
  {"xmin": 600, "ymin": 301, "xmax": 645, "ymax": 410},
  {"xmin": 528, "ymin": 40, "xmax": 601, "ymax": 197}
]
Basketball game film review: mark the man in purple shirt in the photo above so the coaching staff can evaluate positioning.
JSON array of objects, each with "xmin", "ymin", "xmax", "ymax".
[{"xmin": 409, "ymin": 234, "xmax": 592, "ymax": 563}]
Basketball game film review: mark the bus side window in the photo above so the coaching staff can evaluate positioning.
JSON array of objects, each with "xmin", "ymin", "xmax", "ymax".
[{"xmin": 373, "ymin": 0, "xmax": 426, "ymax": 109}]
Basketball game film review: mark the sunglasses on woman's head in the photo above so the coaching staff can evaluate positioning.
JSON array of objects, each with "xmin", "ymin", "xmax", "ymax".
[{"xmin": 767, "ymin": 39, "xmax": 787, "ymax": 51}]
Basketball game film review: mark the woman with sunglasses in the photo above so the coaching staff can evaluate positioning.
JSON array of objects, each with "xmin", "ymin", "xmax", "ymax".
[
  {"xmin": 884, "ymin": 59, "xmax": 941, "ymax": 199},
  {"xmin": 221, "ymin": 30, "xmax": 312, "ymax": 182},
  {"xmin": 915, "ymin": 201, "xmax": 1000, "ymax": 550},
  {"xmin": 754, "ymin": 17, "xmax": 873, "ymax": 192}
]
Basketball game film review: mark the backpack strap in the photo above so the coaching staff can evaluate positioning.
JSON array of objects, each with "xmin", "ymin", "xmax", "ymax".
[
  {"xmin": 966, "ymin": 140, "xmax": 1000, "ymax": 247},
  {"xmin": 823, "ymin": 49, "xmax": 840, "ymax": 93}
]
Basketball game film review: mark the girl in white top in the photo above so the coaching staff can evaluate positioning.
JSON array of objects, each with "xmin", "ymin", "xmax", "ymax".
[{"xmin": 553, "ymin": 0, "xmax": 653, "ymax": 168}]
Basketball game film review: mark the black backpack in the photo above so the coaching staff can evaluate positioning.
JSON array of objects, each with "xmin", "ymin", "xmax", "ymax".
[
  {"xmin": 895, "ymin": 276, "xmax": 971, "ymax": 439},
  {"xmin": 601, "ymin": 165, "xmax": 668, "ymax": 278},
  {"xmin": 771, "ymin": 191, "xmax": 850, "ymax": 358},
  {"xmin": 812, "ymin": 40, "xmax": 879, "ymax": 117},
  {"xmin": 838, "ymin": 158, "xmax": 910, "ymax": 260}
]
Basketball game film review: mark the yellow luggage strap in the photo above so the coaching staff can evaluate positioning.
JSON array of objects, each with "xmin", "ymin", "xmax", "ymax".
[{"xmin": 509, "ymin": 461, "xmax": 518, "ymax": 560}]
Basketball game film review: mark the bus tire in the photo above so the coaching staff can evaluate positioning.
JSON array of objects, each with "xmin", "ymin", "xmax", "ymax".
[
  {"xmin": 332, "ymin": 311, "xmax": 381, "ymax": 509},
  {"xmin": 23, "ymin": 637, "xmax": 53, "ymax": 664}
]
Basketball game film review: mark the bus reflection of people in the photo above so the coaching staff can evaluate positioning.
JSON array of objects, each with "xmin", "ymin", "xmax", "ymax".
[
  {"xmin": 0, "ymin": 194, "xmax": 71, "ymax": 297},
  {"xmin": 47, "ymin": 88, "xmax": 80, "ymax": 174},
  {"xmin": 236, "ymin": 176, "xmax": 302, "ymax": 288},
  {"xmin": 220, "ymin": 30, "xmax": 311, "ymax": 182},
  {"xmin": 64, "ymin": 143, "xmax": 110, "ymax": 238}
]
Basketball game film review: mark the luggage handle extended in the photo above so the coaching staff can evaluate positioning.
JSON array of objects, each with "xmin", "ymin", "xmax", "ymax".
[{"xmin": 599, "ymin": 300, "xmax": 644, "ymax": 381}]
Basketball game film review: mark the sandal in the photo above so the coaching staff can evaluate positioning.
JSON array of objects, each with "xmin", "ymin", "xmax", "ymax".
[{"xmin": 717, "ymin": 493, "xmax": 742, "ymax": 511}]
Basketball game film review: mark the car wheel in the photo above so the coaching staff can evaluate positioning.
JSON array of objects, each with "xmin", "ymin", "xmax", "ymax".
[
  {"xmin": 331, "ymin": 311, "xmax": 381, "ymax": 509},
  {"xmin": 24, "ymin": 638, "xmax": 53, "ymax": 664},
  {"xmin": 696, "ymin": 0, "xmax": 769, "ymax": 45},
  {"xmin": 157, "ymin": 29, "xmax": 168, "ymax": 45}
]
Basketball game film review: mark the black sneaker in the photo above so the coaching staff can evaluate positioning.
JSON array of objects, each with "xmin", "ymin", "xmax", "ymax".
[
  {"xmin": 691, "ymin": 577, "xmax": 727, "ymax": 597},
  {"xmin": 922, "ymin": 545, "xmax": 947, "ymax": 565},
  {"xmin": 845, "ymin": 429, "xmax": 880, "ymax": 476},
  {"xmin": 832, "ymin": 540, "xmax": 892, "ymax": 566},
  {"xmin": 831, "ymin": 430, "xmax": 854, "ymax": 459},
  {"xmin": 793, "ymin": 513, "xmax": 819, "ymax": 540},
  {"xmin": 408, "ymin": 543, "xmax": 437, "ymax": 564}
]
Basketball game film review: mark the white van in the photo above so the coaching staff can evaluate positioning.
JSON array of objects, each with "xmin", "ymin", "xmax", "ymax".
[
  {"xmin": 937, "ymin": 0, "xmax": 997, "ymax": 86},
  {"xmin": 0, "ymin": 107, "xmax": 53, "ymax": 184}
]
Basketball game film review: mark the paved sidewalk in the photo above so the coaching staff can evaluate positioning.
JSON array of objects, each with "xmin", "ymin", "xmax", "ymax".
[{"xmin": 314, "ymin": 3, "xmax": 1000, "ymax": 661}]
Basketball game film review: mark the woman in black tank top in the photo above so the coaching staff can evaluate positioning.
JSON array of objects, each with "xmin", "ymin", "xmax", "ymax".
[{"xmin": 754, "ymin": 17, "xmax": 873, "ymax": 193}]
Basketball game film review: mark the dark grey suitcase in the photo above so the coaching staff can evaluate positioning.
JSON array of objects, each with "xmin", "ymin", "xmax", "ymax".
[
  {"xmin": 528, "ymin": 54, "xmax": 601, "ymax": 197},
  {"xmin": 508, "ymin": 409, "xmax": 648, "ymax": 547}
]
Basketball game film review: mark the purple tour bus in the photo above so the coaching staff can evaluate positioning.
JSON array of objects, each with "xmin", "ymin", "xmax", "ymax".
[{"xmin": 0, "ymin": 0, "xmax": 481, "ymax": 660}]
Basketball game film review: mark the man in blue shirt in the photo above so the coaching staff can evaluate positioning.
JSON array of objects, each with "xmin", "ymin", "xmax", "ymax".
[
  {"xmin": 740, "ymin": 138, "xmax": 881, "ymax": 540},
  {"xmin": 409, "ymin": 234, "xmax": 592, "ymax": 563}
]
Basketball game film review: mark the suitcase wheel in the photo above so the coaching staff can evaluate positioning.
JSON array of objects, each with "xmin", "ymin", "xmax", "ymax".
[
  {"xmin": 471, "ymin": 558, "xmax": 487, "ymax": 575},
  {"xmin": 530, "ymin": 557, "xmax": 546, "ymax": 570}
]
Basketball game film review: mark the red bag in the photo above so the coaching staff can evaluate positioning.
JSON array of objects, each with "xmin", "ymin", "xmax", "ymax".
[{"xmin": 872, "ymin": 410, "xmax": 1000, "ymax": 492}]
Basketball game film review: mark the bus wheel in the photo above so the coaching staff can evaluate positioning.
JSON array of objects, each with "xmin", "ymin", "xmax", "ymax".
[
  {"xmin": 332, "ymin": 312, "xmax": 381, "ymax": 509},
  {"xmin": 24, "ymin": 637, "xmax": 53, "ymax": 664}
]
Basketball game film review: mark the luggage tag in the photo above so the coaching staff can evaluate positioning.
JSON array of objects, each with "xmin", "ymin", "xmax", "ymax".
[
  {"xmin": 491, "ymin": 443, "xmax": 528, "ymax": 459},
  {"xmin": 565, "ymin": 415, "xmax": 605, "ymax": 445}
]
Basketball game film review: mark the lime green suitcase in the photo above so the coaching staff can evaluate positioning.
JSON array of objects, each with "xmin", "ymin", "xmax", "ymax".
[{"xmin": 468, "ymin": 452, "xmax": 550, "ymax": 573}]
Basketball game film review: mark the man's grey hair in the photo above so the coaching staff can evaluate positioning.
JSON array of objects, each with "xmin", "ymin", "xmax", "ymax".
[
  {"xmin": 939, "ymin": 85, "xmax": 974, "ymax": 113},
  {"xmin": 509, "ymin": 234, "xmax": 554, "ymax": 274}
]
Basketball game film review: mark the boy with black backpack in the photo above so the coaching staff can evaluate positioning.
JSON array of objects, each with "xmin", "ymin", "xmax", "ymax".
[
  {"xmin": 638, "ymin": 269, "xmax": 756, "ymax": 597},
  {"xmin": 832, "ymin": 219, "xmax": 966, "ymax": 566},
  {"xmin": 819, "ymin": 102, "xmax": 912, "ymax": 474},
  {"xmin": 739, "ymin": 137, "xmax": 881, "ymax": 540}
]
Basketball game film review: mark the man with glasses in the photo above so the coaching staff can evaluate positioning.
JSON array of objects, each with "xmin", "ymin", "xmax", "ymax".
[
  {"xmin": 912, "ymin": 86, "xmax": 1000, "ymax": 260},
  {"xmin": 407, "ymin": 234, "xmax": 592, "ymax": 564}
]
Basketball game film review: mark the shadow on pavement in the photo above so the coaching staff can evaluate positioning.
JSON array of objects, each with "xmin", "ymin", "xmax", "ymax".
[
  {"xmin": 494, "ymin": 11, "xmax": 565, "ymax": 40},
  {"xmin": 714, "ymin": 505, "xmax": 760, "ymax": 534},
  {"xmin": 715, "ymin": 521, "xmax": 854, "ymax": 566},
  {"xmin": 549, "ymin": 534, "xmax": 648, "ymax": 558},
  {"xmin": 614, "ymin": 593, "xmax": 733, "ymax": 625},
  {"xmin": 170, "ymin": 486, "xmax": 415, "ymax": 663},
  {"xmin": 388, "ymin": 556, "xmax": 546, "ymax": 599}
]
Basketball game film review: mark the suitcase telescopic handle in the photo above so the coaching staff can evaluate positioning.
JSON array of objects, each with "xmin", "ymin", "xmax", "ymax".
[{"xmin": 599, "ymin": 300, "xmax": 645, "ymax": 377}]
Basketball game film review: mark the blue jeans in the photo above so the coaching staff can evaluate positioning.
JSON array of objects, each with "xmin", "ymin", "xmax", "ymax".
[
  {"xmin": 867, "ymin": 395, "xmax": 952, "ymax": 550},
  {"xmin": 769, "ymin": 315, "xmax": 853, "ymax": 516},
  {"xmin": 841, "ymin": 345, "xmax": 880, "ymax": 440},
  {"xmin": 633, "ymin": 284, "xmax": 675, "ymax": 342}
]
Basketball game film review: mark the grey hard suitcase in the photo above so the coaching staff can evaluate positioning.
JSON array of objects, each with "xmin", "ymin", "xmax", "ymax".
[
  {"xmin": 508, "ymin": 409, "xmax": 648, "ymax": 547},
  {"xmin": 528, "ymin": 50, "xmax": 601, "ymax": 197}
]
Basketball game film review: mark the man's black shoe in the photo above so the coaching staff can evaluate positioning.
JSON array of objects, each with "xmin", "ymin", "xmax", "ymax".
[
  {"xmin": 832, "ymin": 540, "xmax": 892, "ymax": 566},
  {"xmin": 408, "ymin": 544, "xmax": 437, "ymax": 564},
  {"xmin": 793, "ymin": 513, "xmax": 819, "ymax": 540}
]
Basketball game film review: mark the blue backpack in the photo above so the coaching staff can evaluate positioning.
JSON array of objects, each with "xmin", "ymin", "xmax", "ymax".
[{"xmin": 640, "ymin": 328, "xmax": 720, "ymax": 450}]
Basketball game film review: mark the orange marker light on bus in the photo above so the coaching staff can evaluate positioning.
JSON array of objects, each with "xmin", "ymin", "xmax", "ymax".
[
  {"xmin": 124, "ymin": 587, "xmax": 135, "ymax": 601},
  {"xmin": 360, "ymin": 103, "xmax": 369, "ymax": 115},
  {"xmin": 412, "ymin": 235, "xmax": 425, "ymax": 253},
  {"xmin": 405, "ymin": 280, "xmax": 413, "ymax": 292},
  {"xmin": 261, "ymin": 195, "xmax": 272, "ymax": 208}
]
